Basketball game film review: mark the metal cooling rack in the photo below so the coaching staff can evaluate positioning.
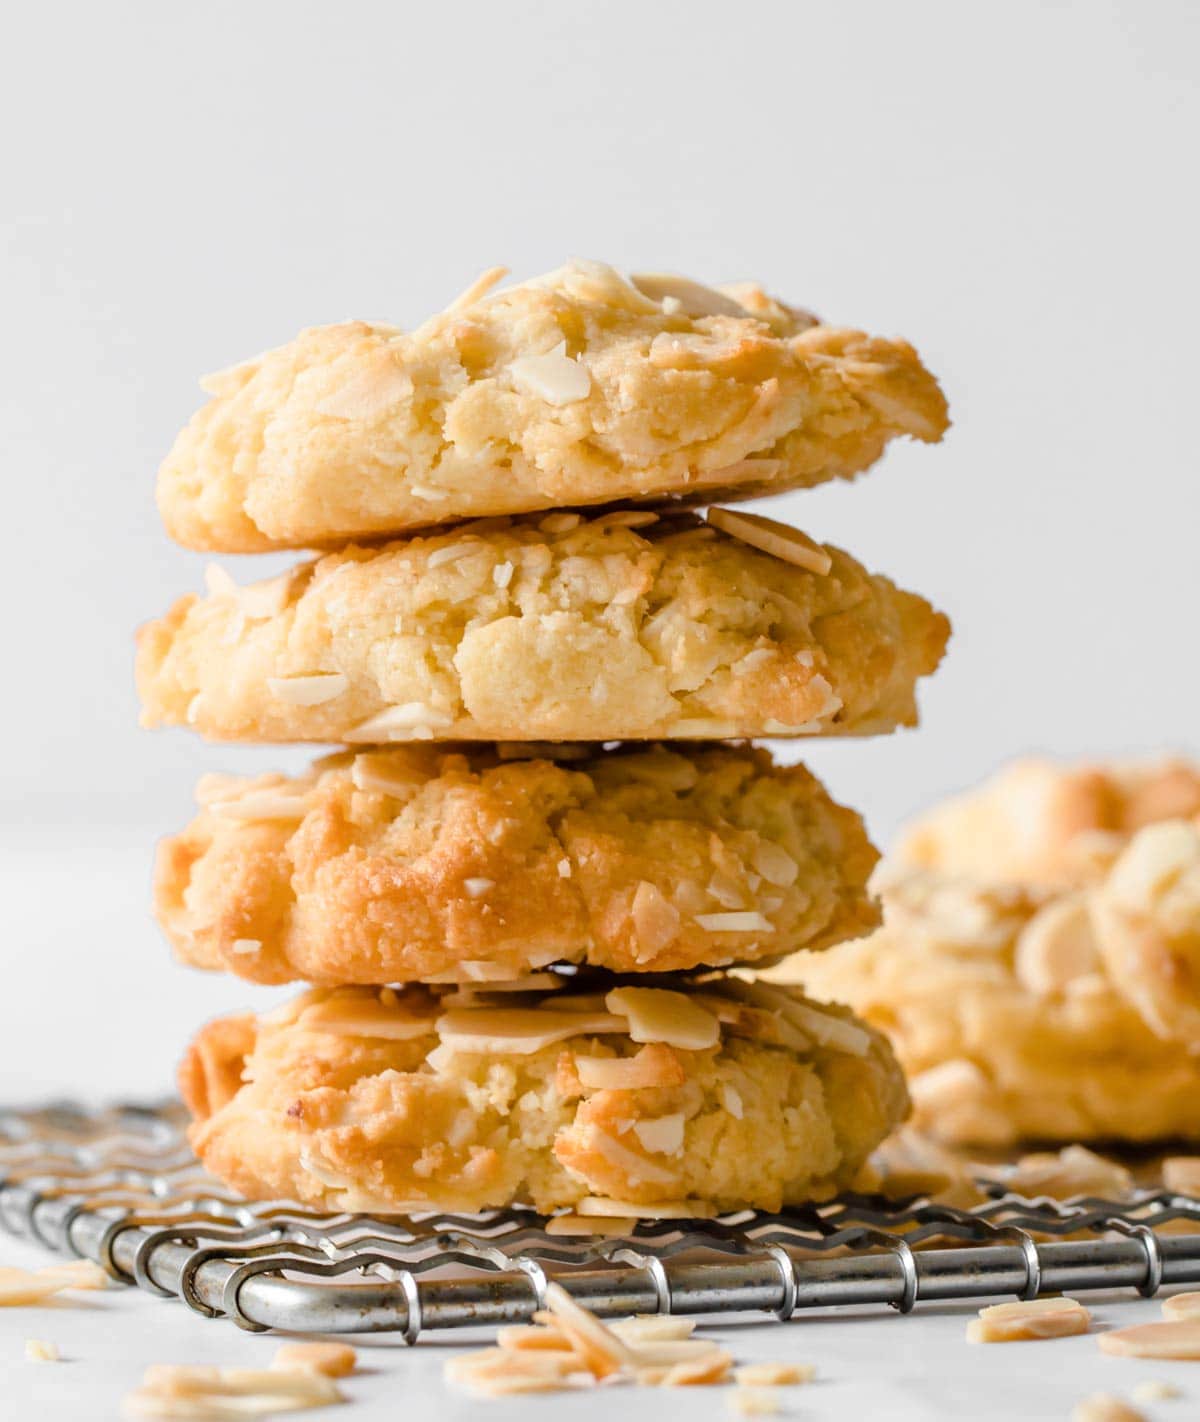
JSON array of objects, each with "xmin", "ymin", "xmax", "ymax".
[{"xmin": 2, "ymin": 1102, "xmax": 1199, "ymax": 1340}]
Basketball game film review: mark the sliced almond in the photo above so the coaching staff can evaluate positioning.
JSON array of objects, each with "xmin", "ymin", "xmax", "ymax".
[
  {"xmin": 1014, "ymin": 894, "xmax": 1098, "ymax": 995},
  {"xmin": 660, "ymin": 1348, "xmax": 734, "ymax": 1386},
  {"xmin": 574, "ymin": 1045, "xmax": 686, "ymax": 1091},
  {"xmin": 729, "ymin": 1388, "xmax": 781, "ymax": 1416},
  {"xmin": 1007, "ymin": 1144, "xmax": 1133, "ymax": 1201},
  {"xmin": 631, "ymin": 1113, "xmax": 685, "ymax": 1156},
  {"xmin": 576, "ymin": 1196, "xmax": 713, "ymax": 1219},
  {"xmin": 629, "ymin": 272, "xmax": 747, "ymax": 317},
  {"xmin": 967, "ymin": 1297, "xmax": 1091, "ymax": 1343},
  {"xmin": 611, "ymin": 1317, "xmax": 697, "ymax": 1344},
  {"xmin": 266, "ymin": 673, "xmax": 348, "ymax": 707},
  {"xmin": 435, "ymin": 1006, "xmax": 627, "ymax": 1055},
  {"xmin": 543, "ymin": 1281, "xmax": 635, "ymax": 1380},
  {"xmin": 545, "ymin": 1214, "xmax": 638, "ymax": 1237},
  {"xmin": 344, "ymin": 702, "xmax": 453, "ymax": 742},
  {"xmin": 24, "ymin": 1338, "xmax": 59, "ymax": 1362},
  {"xmin": 299, "ymin": 993, "xmax": 435, "ymax": 1041},
  {"xmin": 1163, "ymin": 1157, "xmax": 1200, "ymax": 1196},
  {"xmin": 446, "ymin": 265, "xmax": 509, "ymax": 312},
  {"xmin": 316, "ymin": 358, "xmax": 412, "ymax": 422},
  {"xmin": 604, "ymin": 987, "xmax": 720, "ymax": 1051},
  {"xmin": 36, "ymin": 1259, "xmax": 111, "ymax": 1291},
  {"xmin": 208, "ymin": 791, "xmax": 310, "ymax": 822},
  {"xmin": 1131, "ymin": 1380, "xmax": 1181, "ymax": 1402},
  {"xmin": 630, "ymin": 882, "xmax": 682, "ymax": 958},
  {"xmin": 1162, "ymin": 1291, "xmax": 1200, "ymax": 1320},
  {"xmin": 271, "ymin": 1342, "xmax": 357, "ymax": 1378},
  {"xmin": 495, "ymin": 1324, "xmax": 574, "ymax": 1352},
  {"xmin": 510, "ymin": 341, "xmax": 591, "ymax": 406},
  {"xmin": 1099, "ymin": 1320, "xmax": 1200, "ymax": 1358},
  {"xmin": 587, "ymin": 1126, "xmax": 681, "ymax": 1186},
  {"xmin": 0, "ymin": 1268, "xmax": 72, "ymax": 1306},
  {"xmin": 693, "ymin": 911, "xmax": 774, "ymax": 933},
  {"xmin": 706, "ymin": 507, "xmax": 832, "ymax": 575}
]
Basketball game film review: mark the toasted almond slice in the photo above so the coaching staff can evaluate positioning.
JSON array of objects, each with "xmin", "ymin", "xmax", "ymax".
[
  {"xmin": 315, "ymin": 359, "xmax": 413, "ymax": 422},
  {"xmin": 1014, "ymin": 894, "xmax": 1098, "ymax": 995},
  {"xmin": 660, "ymin": 1348, "xmax": 734, "ymax": 1386},
  {"xmin": 299, "ymin": 994, "xmax": 435, "ymax": 1041},
  {"xmin": 1164, "ymin": 1157, "xmax": 1200, "ymax": 1196},
  {"xmin": 545, "ymin": 1214, "xmax": 638, "ymax": 1238},
  {"xmin": 706, "ymin": 507, "xmax": 832, "ymax": 575},
  {"xmin": 208, "ymin": 791, "xmax": 310, "ymax": 822},
  {"xmin": 266, "ymin": 674, "xmax": 349, "ymax": 707},
  {"xmin": 37, "ymin": 1259, "xmax": 111, "ymax": 1291},
  {"xmin": 611, "ymin": 1317, "xmax": 697, "ymax": 1344},
  {"xmin": 510, "ymin": 341, "xmax": 591, "ymax": 406},
  {"xmin": 271, "ymin": 1341, "xmax": 357, "ymax": 1378},
  {"xmin": 574, "ymin": 1044, "xmax": 686, "ymax": 1091},
  {"xmin": 576, "ymin": 1196, "xmax": 714, "ymax": 1219},
  {"xmin": 693, "ymin": 911, "xmax": 773, "ymax": 933},
  {"xmin": 631, "ymin": 1113, "xmax": 686, "ymax": 1156},
  {"xmin": 0, "ymin": 1268, "xmax": 70, "ymax": 1306},
  {"xmin": 728, "ymin": 1388, "xmax": 781, "ymax": 1416},
  {"xmin": 626, "ymin": 1340, "xmax": 726, "ymax": 1366},
  {"xmin": 1099, "ymin": 1320, "xmax": 1200, "ymax": 1358},
  {"xmin": 344, "ymin": 702, "xmax": 454, "ymax": 742},
  {"xmin": 604, "ymin": 987, "xmax": 720, "ymax": 1051},
  {"xmin": 629, "ymin": 273, "xmax": 747, "ymax": 317},
  {"xmin": 143, "ymin": 1366, "xmax": 341, "ymax": 1402},
  {"xmin": 734, "ymin": 1363, "xmax": 815, "ymax": 1385},
  {"xmin": 967, "ymin": 1297, "xmax": 1091, "ymax": 1343},
  {"xmin": 1131, "ymin": 1380, "xmax": 1181, "ymax": 1402},
  {"xmin": 587, "ymin": 1126, "xmax": 681, "ymax": 1186},
  {"xmin": 446, "ymin": 265, "xmax": 509, "ymax": 312},
  {"xmin": 636, "ymin": 1365, "xmax": 672, "ymax": 1386},
  {"xmin": 1071, "ymin": 1396, "xmax": 1146, "ymax": 1422},
  {"xmin": 1163, "ymin": 1291, "xmax": 1200, "ymax": 1320},
  {"xmin": 496, "ymin": 1324, "xmax": 574, "ymax": 1352},
  {"xmin": 435, "ymin": 1007, "xmax": 628, "ymax": 1055},
  {"xmin": 544, "ymin": 1281, "xmax": 636, "ymax": 1379},
  {"xmin": 1007, "ymin": 1144, "xmax": 1133, "ymax": 1201}
]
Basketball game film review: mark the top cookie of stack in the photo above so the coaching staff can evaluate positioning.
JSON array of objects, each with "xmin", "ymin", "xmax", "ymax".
[{"xmin": 157, "ymin": 260, "xmax": 947, "ymax": 551}]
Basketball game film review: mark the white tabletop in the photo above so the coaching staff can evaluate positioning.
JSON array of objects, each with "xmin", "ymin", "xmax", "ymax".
[{"xmin": 1, "ymin": 834, "xmax": 1195, "ymax": 1419}]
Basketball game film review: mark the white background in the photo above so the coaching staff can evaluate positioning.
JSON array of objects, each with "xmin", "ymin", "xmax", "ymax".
[{"xmin": 0, "ymin": 5, "xmax": 1197, "ymax": 1414}]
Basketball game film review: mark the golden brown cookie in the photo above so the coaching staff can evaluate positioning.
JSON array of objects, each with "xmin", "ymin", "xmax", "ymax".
[
  {"xmin": 895, "ymin": 757, "xmax": 1200, "ymax": 890},
  {"xmin": 180, "ymin": 976, "xmax": 908, "ymax": 1214},
  {"xmin": 157, "ymin": 260, "xmax": 948, "ymax": 552},
  {"xmin": 772, "ymin": 869, "xmax": 1200, "ymax": 1146},
  {"xmin": 135, "ymin": 510, "xmax": 949, "ymax": 744},
  {"xmin": 155, "ymin": 743, "xmax": 879, "ymax": 986}
]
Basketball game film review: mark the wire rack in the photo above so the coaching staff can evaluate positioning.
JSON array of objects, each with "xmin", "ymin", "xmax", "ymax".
[{"xmin": 2, "ymin": 1102, "xmax": 1199, "ymax": 1340}]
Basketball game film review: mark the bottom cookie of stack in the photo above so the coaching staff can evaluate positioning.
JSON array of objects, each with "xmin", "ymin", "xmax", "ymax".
[{"xmin": 180, "ymin": 976, "xmax": 908, "ymax": 1215}]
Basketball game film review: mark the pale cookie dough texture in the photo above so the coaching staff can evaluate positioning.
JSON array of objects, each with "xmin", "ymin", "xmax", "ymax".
[
  {"xmin": 135, "ymin": 511, "xmax": 949, "ymax": 744},
  {"xmin": 775, "ymin": 866, "xmax": 1200, "ymax": 1146},
  {"xmin": 157, "ymin": 260, "xmax": 949, "ymax": 552},
  {"xmin": 155, "ymin": 743, "xmax": 880, "ymax": 986},
  {"xmin": 895, "ymin": 757, "xmax": 1200, "ymax": 890},
  {"xmin": 179, "ymin": 977, "xmax": 908, "ymax": 1214}
]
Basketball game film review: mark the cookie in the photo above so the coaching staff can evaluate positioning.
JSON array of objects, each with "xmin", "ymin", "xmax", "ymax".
[
  {"xmin": 135, "ymin": 510, "xmax": 949, "ymax": 744},
  {"xmin": 179, "ymin": 976, "xmax": 908, "ymax": 1214},
  {"xmin": 895, "ymin": 757, "xmax": 1200, "ymax": 890},
  {"xmin": 157, "ymin": 260, "xmax": 948, "ymax": 552},
  {"xmin": 773, "ymin": 870, "xmax": 1200, "ymax": 1146},
  {"xmin": 1091, "ymin": 818, "xmax": 1200, "ymax": 1046},
  {"xmin": 155, "ymin": 742, "xmax": 879, "ymax": 986}
]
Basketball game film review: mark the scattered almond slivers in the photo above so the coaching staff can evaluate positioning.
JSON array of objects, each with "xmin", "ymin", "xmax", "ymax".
[
  {"xmin": 446, "ymin": 1287, "xmax": 747, "ymax": 1398},
  {"xmin": 272, "ymin": 1341, "xmax": 357, "ymax": 1378},
  {"xmin": 123, "ymin": 1364, "xmax": 344, "ymax": 1417},
  {"xmin": 0, "ymin": 1260, "xmax": 110, "ymax": 1306},
  {"xmin": 1163, "ymin": 1156, "xmax": 1200, "ymax": 1196},
  {"xmin": 1163, "ymin": 1291, "xmax": 1200, "ymax": 1321},
  {"xmin": 966, "ymin": 1296, "xmax": 1091, "ymax": 1343},
  {"xmin": 706, "ymin": 506, "xmax": 833, "ymax": 576},
  {"xmin": 1004, "ymin": 1144, "xmax": 1134, "ymax": 1201},
  {"xmin": 1098, "ymin": 1320, "xmax": 1200, "ymax": 1359}
]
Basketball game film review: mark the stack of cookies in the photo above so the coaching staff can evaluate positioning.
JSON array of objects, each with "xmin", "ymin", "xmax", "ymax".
[
  {"xmin": 137, "ymin": 260, "xmax": 950, "ymax": 1221},
  {"xmin": 780, "ymin": 757, "xmax": 1200, "ymax": 1147}
]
